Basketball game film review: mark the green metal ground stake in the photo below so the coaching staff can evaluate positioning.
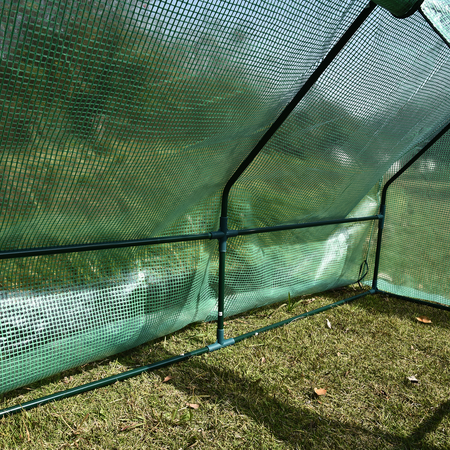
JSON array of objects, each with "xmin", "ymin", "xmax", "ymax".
[{"xmin": 0, "ymin": 290, "xmax": 373, "ymax": 418}]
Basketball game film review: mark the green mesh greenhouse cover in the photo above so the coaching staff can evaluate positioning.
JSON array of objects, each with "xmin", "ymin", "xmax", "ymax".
[{"xmin": 1, "ymin": 0, "xmax": 450, "ymax": 395}]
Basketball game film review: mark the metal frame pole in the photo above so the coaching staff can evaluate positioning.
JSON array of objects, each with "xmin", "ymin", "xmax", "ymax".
[
  {"xmin": 211, "ymin": 2, "xmax": 377, "ymax": 349},
  {"xmin": 0, "ymin": 3, "xmax": 378, "ymax": 417}
]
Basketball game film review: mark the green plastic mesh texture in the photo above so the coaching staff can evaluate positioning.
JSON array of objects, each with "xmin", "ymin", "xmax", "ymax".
[
  {"xmin": 368, "ymin": 129, "xmax": 450, "ymax": 305},
  {"xmin": 0, "ymin": 0, "xmax": 370, "ymax": 393},
  {"xmin": 0, "ymin": 240, "xmax": 217, "ymax": 393},
  {"xmin": 231, "ymin": 6, "xmax": 450, "ymax": 227},
  {"xmin": 225, "ymin": 7, "xmax": 450, "ymax": 305},
  {"xmin": 1, "ymin": 1, "xmax": 450, "ymax": 394},
  {"xmin": 0, "ymin": 0, "xmax": 367, "ymax": 250}
]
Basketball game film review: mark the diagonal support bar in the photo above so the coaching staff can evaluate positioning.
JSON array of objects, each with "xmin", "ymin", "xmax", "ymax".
[
  {"xmin": 0, "ymin": 290, "xmax": 372, "ymax": 418},
  {"xmin": 220, "ymin": 1, "xmax": 377, "ymax": 218}
]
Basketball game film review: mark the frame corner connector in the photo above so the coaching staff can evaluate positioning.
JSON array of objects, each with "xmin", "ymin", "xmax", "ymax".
[{"xmin": 207, "ymin": 338, "xmax": 235, "ymax": 352}]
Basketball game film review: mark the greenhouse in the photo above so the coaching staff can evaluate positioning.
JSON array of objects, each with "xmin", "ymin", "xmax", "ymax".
[{"xmin": 1, "ymin": 0, "xmax": 450, "ymax": 416}]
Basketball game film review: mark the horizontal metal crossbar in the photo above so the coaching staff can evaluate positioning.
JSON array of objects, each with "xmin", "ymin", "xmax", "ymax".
[{"xmin": 0, "ymin": 214, "xmax": 382, "ymax": 260}]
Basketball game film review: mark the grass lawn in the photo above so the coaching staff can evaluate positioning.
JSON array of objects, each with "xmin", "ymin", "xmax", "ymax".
[{"xmin": 2, "ymin": 286, "xmax": 450, "ymax": 449}]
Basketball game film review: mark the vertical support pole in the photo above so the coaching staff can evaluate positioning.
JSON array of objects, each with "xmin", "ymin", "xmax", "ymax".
[
  {"xmin": 208, "ymin": 217, "xmax": 235, "ymax": 351},
  {"xmin": 371, "ymin": 203, "xmax": 386, "ymax": 291},
  {"xmin": 208, "ymin": 2, "xmax": 376, "ymax": 351},
  {"xmin": 217, "ymin": 217, "xmax": 228, "ymax": 345}
]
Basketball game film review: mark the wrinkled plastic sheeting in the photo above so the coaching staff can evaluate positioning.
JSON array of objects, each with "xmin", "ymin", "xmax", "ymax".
[
  {"xmin": 2, "ymin": 0, "xmax": 450, "ymax": 396},
  {"xmin": 421, "ymin": 0, "xmax": 450, "ymax": 44},
  {"xmin": 0, "ymin": 242, "xmax": 215, "ymax": 394},
  {"xmin": 0, "ymin": 186, "xmax": 379, "ymax": 394},
  {"xmin": 210, "ymin": 187, "xmax": 380, "ymax": 319}
]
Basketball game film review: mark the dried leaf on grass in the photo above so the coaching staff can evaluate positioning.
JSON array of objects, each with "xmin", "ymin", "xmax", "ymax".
[
  {"xmin": 407, "ymin": 375, "xmax": 419, "ymax": 383},
  {"xmin": 163, "ymin": 376, "xmax": 173, "ymax": 382},
  {"xmin": 416, "ymin": 316, "xmax": 432, "ymax": 324},
  {"xmin": 326, "ymin": 319, "xmax": 332, "ymax": 329},
  {"xmin": 261, "ymin": 357, "xmax": 266, "ymax": 364},
  {"xmin": 314, "ymin": 388, "xmax": 327, "ymax": 396},
  {"xmin": 186, "ymin": 403, "xmax": 200, "ymax": 409}
]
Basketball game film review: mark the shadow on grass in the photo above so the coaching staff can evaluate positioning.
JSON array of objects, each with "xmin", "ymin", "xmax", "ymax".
[
  {"xmin": 164, "ymin": 354, "xmax": 450, "ymax": 450},
  {"xmin": 2, "ymin": 340, "xmax": 450, "ymax": 449},
  {"xmin": 406, "ymin": 400, "xmax": 450, "ymax": 448}
]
